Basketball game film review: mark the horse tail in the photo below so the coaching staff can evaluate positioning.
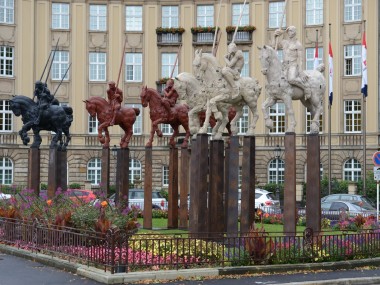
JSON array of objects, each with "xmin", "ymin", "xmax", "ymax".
[{"xmin": 133, "ymin": 107, "xmax": 140, "ymax": 116}]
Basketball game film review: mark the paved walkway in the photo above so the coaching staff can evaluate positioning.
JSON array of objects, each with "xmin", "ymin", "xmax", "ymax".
[{"xmin": 2, "ymin": 244, "xmax": 380, "ymax": 285}]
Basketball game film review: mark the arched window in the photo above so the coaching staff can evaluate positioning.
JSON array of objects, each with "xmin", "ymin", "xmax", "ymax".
[
  {"xmin": 87, "ymin": 158, "xmax": 101, "ymax": 185},
  {"xmin": 268, "ymin": 158, "xmax": 284, "ymax": 184},
  {"xmin": 129, "ymin": 158, "xmax": 141, "ymax": 184},
  {"xmin": 343, "ymin": 158, "xmax": 361, "ymax": 181},
  {"xmin": 0, "ymin": 157, "xmax": 13, "ymax": 185}
]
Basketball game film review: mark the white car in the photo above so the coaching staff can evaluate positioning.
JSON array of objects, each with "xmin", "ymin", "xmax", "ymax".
[
  {"xmin": 0, "ymin": 193, "xmax": 11, "ymax": 200},
  {"xmin": 255, "ymin": 188, "xmax": 280, "ymax": 213}
]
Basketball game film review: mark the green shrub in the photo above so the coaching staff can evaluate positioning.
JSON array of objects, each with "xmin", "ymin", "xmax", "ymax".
[
  {"xmin": 159, "ymin": 188, "xmax": 169, "ymax": 200},
  {"xmin": 40, "ymin": 183, "xmax": 48, "ymax": 190},
  {"xmin": 68, "ymin": 183, "xmax": 81, "ymax": 189}
]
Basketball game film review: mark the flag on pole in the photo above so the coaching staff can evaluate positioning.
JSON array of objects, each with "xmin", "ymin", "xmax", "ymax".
[
  {"xmin": 328, "ymin": 41, "xmax": 333, "ymax": 105},
  {"xmin": 313, "ymin": 40, "xmax": 319, "ymax": 70},
  {"xmin": 361, "ymin": 31, "xmax": 368, "ymax": 97}
]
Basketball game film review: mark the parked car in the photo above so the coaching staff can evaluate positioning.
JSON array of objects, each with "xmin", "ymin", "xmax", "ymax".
[
  {"xmin": 106, "ymin": 188, "xmax": 167, "ymax": 210},
  {"xmin": 0, "ymin": 193, "xmax": 11, "ymax": 200},
  {"xmin": 321, "ymin": 200, "xmax": 377, "ymax": 220},
  {"xmin": 255, "ymin": 188, "xmax": 280, "ymax": 213},
  {"xmin": 321, "ymin": 194, "xmax": 375, "ymax": 207},
  {"xmin": 67, "ymin": 189, "xmax": 96, "ymax": 204}
]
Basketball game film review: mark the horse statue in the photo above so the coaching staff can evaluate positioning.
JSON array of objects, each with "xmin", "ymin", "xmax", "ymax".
[
  {"xmin": 9, "ymin": 95, "xmax": 73, "ymax": 149},
  {"xmin": 83, "ymin": 97, "xmax": 140, "ymax": 148},
  {"xmin": 139, "ymin": 86, "xmax": 190, "ymax": 148},
  {"xmin": 189, "ymin": 50, "xmax": 262, "ymax": 139},
  {"xmin": 258, "ymin": 45, "xmax": 326, "ymax": 133}
]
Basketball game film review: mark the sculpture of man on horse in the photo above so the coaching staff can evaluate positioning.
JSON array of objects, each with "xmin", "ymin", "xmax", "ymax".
[
  {"xmin": 106, "ymin": 80, "xmax": 123, "ymax": 126},
  {"xmin": 274, "ymin": 25, "xmax": 311, "ymax": 101},
  {"xmin": 162, "ymin": 78, "xmax": 179, "ymax": 119},
  {"xmin": 34, "ymin": 80, "xmax": 57, "ymax": 125}
]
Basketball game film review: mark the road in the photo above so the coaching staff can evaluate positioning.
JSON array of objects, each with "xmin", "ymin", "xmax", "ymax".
[{"xmin": 2, "ymin": 251, "xmax": 380, "ymax": 285}]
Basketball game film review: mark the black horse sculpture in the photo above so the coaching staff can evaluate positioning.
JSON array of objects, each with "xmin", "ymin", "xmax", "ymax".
[{"xmin": 9, "ymin": 95, "xmax": 73, "ymax": 149}]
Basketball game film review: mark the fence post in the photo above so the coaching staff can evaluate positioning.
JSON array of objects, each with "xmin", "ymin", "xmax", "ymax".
[{"xmin": 106, "ymin": 228, "xmax": 116, "ymax": 274}]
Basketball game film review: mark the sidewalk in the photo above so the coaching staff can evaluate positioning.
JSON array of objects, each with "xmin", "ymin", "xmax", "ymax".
[{"xmin": 2, "ymin": 243, "xmax": 380, "ymax": 285}]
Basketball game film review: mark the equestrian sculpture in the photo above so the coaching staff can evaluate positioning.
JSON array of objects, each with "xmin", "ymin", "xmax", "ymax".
[
  {"xmin": 258, "ymin": 27, "xmax": 326, "ymax": 134},
  {"xmin": 139, "ymin": 85, "xmax": 190, "ymax": 148},
  {"xmin": 9, "ymin": 81, "xmax": 73, "ymax": 149}
]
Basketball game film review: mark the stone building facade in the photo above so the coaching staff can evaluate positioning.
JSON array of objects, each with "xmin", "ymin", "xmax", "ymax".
[{"xmin": 0, "ymin": 0, "xmax": 378, "ymax": 195}]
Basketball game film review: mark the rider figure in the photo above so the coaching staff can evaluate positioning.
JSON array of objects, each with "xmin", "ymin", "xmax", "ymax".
[
  {"xmin": 106, "ymin": 81, "xmax": 123, "ymax": 126},
  {"xmin": 221, "ymin": 42, "xmax": 244, "ymax": 100},
  {"xmin": 34, "ymin": 80, "xmax": 54, "ymax": 125},
  {"xmin": 274, "ymin": 25, "xmax": 311, "ymax": 100},
  {"xmin": 162, "ymin": 78, "xmax": 178, "ymax": 118}
]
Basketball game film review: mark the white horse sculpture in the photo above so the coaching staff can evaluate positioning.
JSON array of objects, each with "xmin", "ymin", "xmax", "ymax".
[
  {"xmin": 185, "ymin": 49, "xmax": 261, "ymax": 139},
  {"xmin": 258, "ymin": 45, "xmax": 326, "ymax": 134}
]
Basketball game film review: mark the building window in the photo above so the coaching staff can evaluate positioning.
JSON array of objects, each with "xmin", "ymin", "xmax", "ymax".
[
  {"xmin": 197, "ymin": 5, "xmax": 214, "ymax": 27},
  {"xmin": 237, "ymin": 106, "xmax": 249, "ymax": 134},
  {"xmin": 161, "ymin": 53, "xmax": 178, "ymax": 78},
  {"xmin": 269, "ymin": 102, "xmax": 285, "ymax": 134},
  {"xmin": 0, "ymin": 100, "xmax": 12, "ymax": 132},
  {"xmin": 125, "ymin": 53, "xmax": 142, "ymax": 82},
  {"xmin": 162, "ymin": 165, "xmax": 169, "ymax": 186},
  {"xmin": 344, "ymin": 0, "xmax": 362, "ymax": 22},
  {"xmin": 0, "ymin": 157, "xmax": 12, "ymax": 185},
  {"xmin": 52, "ymin": 3, "xmax": 69, "ymax": 29},
  {"xmin": 88, "ymin": 115, "xmax": 98, "ymax": 134},
  {"xmin": 240, "ymin": 51, "xmax": 250, "ymax": 77},
  {"xmin": 305, "ymin": 47, "xmax": 323, "ymax": 70},
  {"xmin": 238, "ymin": 166, "xmax": 242, "ymax": 188},
  {"xmin": 306, "ymin": 0, "xmax": 323, "ymax": 26},
  {"xmin": 126, "ymin": 104, "xmax": 142, "ymax": 135},
  {"xmin": 344, "ymin": 100, "xmax": 361, "ymax": 133},
  {"xmin": 343, "ymin": 158, "xmax": 361, "ymax": 181},
  {"xmin": 126, "ymin": 6, "xmax": 142, "ymax": 31},
  {"xmin": 160, "ymin": 124, "xmax": 173, "ymax": 135},
  {"xmin": 89, "ymin": 5, "xmax": 107, "ymax": 31},
  {"xmin": 269, "ymin": 1, "xmax": 286, "ymax": 29},
  {"xmin": 87, "ymin": 158, "xmax": 101, "ymax": 185},
  {"xmin": 0, "ymin": 46, "xmax": 13, "ymax": 77},
  {"xmin": 162, "ymin": 6, "xmax": 178, "ymax": 28},
  {"xmin": 52, "ymin": 51, "xmax": 69, "ymax": 80},
  {"xmin": 268, "ymin": 158, "xmax": 285, "ymax": 184},
  {"xmin": 306, "ymin": 111, "xmax": 323, "ymax": 134},
  {"xmin": 344, "ymin": 45, "xmax": 361, "ymax": 76},
  {"xmin": 232, "ymin": 3, "xmax": 249, "ymax": 26},
  {"xmin": 129, "ymin": 158, "xmax": 141, "ymax": 184},
  {"xmin": 89, "ymin": 52, "xmax": 106, "ymax": 81},
  {"xmin": 0, "ymin": 0, "xmax": 14, "ymax": 24}
]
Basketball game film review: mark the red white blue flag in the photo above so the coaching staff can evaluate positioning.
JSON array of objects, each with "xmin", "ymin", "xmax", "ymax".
[
  {"xmin": 361, "ymin": 31, "xmax": 368, "ymax": 97},
  {"xmin": 313, "ymin": 40, "xmax": 319, "ymax": 70},
  {"xmin": 328, "ymin": 41, "xmax": 333, "ymax": 105}
]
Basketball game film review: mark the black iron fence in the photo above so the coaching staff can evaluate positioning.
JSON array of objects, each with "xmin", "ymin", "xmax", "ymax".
[{"xmin": 1, "ymin": 217, "xmax": 380, "ymax": 273}]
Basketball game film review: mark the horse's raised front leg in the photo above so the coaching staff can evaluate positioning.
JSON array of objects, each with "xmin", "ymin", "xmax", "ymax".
[
  {"xmin": 169, "ymin": 124, "xmax": 179, "ymax": 147},
  {"xmin": 199, "ymin": 99, "xmax": 211, "ymax": 133},
  {"xmin": 189, "ymin": 106, "xmax": 202, "ymax": 136},
  {"xmin": 147, "ymin": 118, "xmax": 163, "ymax": 147},
  {"xmin": 19, "ymin": 121, "xmax": 34, "ymax": 145},
  {"xmin": 230, "ymin": 105, "xmax": 243, "ymax": 136},
  {"xmin": 103, "ymin": 127, "xmax": 110, "ymax": 148},
  {"xmin": 245, "ymin": 90, "xmax": 260, "ymax": 136},
  {"xmin": 120, "ymin": 127, "xmax": 133, "ymax": 148},
  {"xmin": 98, "ymin": 122, "xmax": 108, "ymax": 144},
  {"xmin": 283, "ymin": 91, "xmax": 296, "ymax": 133},
  {"xmin": 261, "ymin": 95, "xmax": 276, "ymax": 130},
  {"xmin": 214, "ymin": 108, "xmax": 229, "ymax": 140},
  {"xmin": 309, "ymin": 97, "xmax": 323, "ymax": 134}
]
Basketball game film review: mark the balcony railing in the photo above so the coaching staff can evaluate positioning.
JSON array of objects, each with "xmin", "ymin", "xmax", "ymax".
[
  {"xmin": 227, "ymin": 31, "xmax": 253, "ymax": 44},
  {"xmin": 192, "ymin": 32, "xmax": 215, "ymax": 45},
  {"xmin": 157, "ymin": 33, "xmax": 182, "ymax": 46}
]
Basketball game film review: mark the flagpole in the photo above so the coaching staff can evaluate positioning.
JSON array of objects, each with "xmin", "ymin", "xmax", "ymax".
[
  {"xmin": 328, "ymin": 24, "xmax": 332, "ymax": 195},
  {"xmin": 212, "ymin": 0, "xmax": 223, "ymax": 56},
  {"xmin": 362, "ymin": 20, "xmax": 367, "ymax": 195}
]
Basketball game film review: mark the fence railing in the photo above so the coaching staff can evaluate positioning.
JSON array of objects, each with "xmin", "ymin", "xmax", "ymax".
[{"xmin": 2, "ymin": 217, "xmax": 380, "ymax": 273}]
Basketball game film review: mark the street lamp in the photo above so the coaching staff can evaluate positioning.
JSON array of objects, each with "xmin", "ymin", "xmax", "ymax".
[{"xmin": 274, "ymin": 144, "xmax": 282, "ymax": 202}]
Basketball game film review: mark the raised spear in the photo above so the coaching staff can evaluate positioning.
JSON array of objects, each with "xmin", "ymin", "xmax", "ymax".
[
  {"xmin": 116, "ymin": 35, "xmax": 128, "ymax": 89},
  {"xmin": 231, "ymin": 0, "xmax": 248, "ymax": 44},
  {"xmin": 275, "ymin": 0, "xmax": 288, "ymax": 51},
  {"xmin": 53, "ymin": 63, "xmax": 72, "ymax": 97},
  {"xmin": 212, "ymin": 0, "xmax": 223, "ymax": 56}
]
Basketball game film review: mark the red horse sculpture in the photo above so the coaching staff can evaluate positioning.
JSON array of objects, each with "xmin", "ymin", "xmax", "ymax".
[
  {"xmin": 140, "ymin": 86, "xmax": 190, "ymax": 147},
  {"xmin": 84, "ymin": 96, "xmax": 140, "ymax": 148}
]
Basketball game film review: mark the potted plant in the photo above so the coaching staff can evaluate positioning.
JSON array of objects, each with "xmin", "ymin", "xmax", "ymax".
[
  {"xmin": 156, "ymin": 27, "xmax": 185, "ymax": 34},
  {"xmin": 191, "ymin": 26, "xmax": 218, "ymax": 34},
  {"xmin": 225, "ymin": 25, "xmax": 256, "ymax": 33}
]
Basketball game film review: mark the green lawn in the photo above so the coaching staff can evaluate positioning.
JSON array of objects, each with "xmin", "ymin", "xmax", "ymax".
[{"xmin": 137, "ymin": 218, "xmax": 307, "ymax": 235}]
